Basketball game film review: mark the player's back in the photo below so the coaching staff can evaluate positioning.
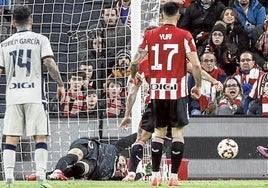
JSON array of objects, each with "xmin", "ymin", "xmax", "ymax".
[
  {"xmin": 0, "ymin": 31, "xmax": 54, "ymax": 105},
  {"xmin": 140, "ymin": 25, "xmax": 196, "ymax": 99},
  {"xmin": 145, "ymin": 25, "xmax": 194, "ymax": 79}
]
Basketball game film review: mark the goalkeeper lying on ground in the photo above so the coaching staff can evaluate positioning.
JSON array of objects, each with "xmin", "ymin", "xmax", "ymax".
[{"xmin": 27, "ymin": 133, "xmax": 145, "ymax": 181}]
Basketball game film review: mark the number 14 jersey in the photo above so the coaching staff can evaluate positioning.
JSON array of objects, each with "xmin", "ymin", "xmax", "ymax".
[{"xmin": 0, "ymin": 30, "xmax": 54, "ymax": 105}]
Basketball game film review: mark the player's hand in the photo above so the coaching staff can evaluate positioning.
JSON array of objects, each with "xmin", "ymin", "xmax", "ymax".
[
  {"xmin": 134, "ymin": 73, "xmax": 143, "ymax": 86},
  {"xmin": 119, "ymin": 117, "xmax": 131, "ymax": 132},
  {"xmin": 57, "ymin": 86, "xmax": 66, "ymax": 105},
  {"xmin": 190, "ymin": 86, "xmax": 201, "ymax": 99},
  {"xmin": 213, "ymin": 81, "xmax": 223, "ymax": 92}
]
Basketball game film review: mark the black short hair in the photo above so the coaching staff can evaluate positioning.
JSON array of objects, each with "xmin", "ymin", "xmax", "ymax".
[
  {"xmin": 162, "ymin": 1, "xmax": 179, "ymax": 17},
  {"xmin": 68, "ymin": 69, "xmax": 86, "ymax": 80},
  {"xmin": 13, "ymin": 5, "xmax": 32, "ymax": 24}
]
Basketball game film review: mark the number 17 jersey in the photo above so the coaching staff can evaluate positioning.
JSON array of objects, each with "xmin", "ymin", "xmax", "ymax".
[
  {"xmin": 0, "ymin": 30, "xmax": 54, "ymax": 105},
  {"xmin": 139, "ymin": 24, "xmax": 197, "ymax": 100}
]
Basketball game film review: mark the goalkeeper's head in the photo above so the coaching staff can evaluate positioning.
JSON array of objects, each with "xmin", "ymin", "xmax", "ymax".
[{"xmin": 13, "ymin": 5, "xmax": 32, "ymax": 29}]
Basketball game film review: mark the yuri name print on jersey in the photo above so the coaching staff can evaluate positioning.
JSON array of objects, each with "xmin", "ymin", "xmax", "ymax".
[{"xmin": 160, "ymin": 33, "xmax": 173, "ymax": 40}]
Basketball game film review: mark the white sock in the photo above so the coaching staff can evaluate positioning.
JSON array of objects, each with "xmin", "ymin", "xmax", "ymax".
[
  {"xmin": 3, "ymin": 149, "xmax": 16, "ymax": 183},
  {"xmin": 35, "ymin": 148, "xmax": 48, "ymax": 181},
  {"xmin": 152, "ymin": 171, "xmax": 161, "ymax": 178},
  {"xmin": 170, "ymin": 173, "xmax": 178, "ymax": 179}
]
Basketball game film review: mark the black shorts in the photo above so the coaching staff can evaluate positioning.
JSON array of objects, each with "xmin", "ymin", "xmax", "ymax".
[
  {"xmin": 140, "ymin": 103, "xmax": 154, "ymax": 133},
  {"xmin": 70, "ymin": 138, "xmax": 99, "ymax": 160},
  {"xmin": 151, "ymin": 97, "xmax": 189, "ymax": 128}
]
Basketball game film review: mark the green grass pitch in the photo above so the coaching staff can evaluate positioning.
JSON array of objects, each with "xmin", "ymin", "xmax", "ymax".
[{"xmin": 2, "ymin": 180, "xmax": 268, "ymax": 188}]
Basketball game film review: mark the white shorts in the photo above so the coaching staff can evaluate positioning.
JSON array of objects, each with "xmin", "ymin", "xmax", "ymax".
[{"xmin": 3, "ymin": 103, "xmax": 51, "ymax": 136}]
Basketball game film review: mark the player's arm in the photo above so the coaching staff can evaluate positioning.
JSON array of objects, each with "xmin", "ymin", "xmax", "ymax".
[
  {"xmin": 119, "ymin": 74, "xmax": 143, "ymax": 132},
  {"xmin": 201, "ymin": 70, "xmax": 223, "ymax": 91},
  {"xmin": 187, "ymin": 62, "xmax": 223, "ymax": 91},
  {"xmin": 43, "ymin": 57, "xmax": 66, "ymax": 104},
  {"xmin": 129, "ymin": 48, "xmax": 147, "ymax": 78},
  {"xmin": 186, "ymin": 52, "xmax": 202, "ymax": 99}
]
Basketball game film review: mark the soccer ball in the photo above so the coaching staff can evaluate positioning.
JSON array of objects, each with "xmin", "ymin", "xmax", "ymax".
[{"xmin": 217, "ymin": 138, "xmax": 239, "ymax": 159}]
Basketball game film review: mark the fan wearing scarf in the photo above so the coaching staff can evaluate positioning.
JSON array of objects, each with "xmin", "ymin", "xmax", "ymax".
[
  {"xmin": 178, "ymin": 0, "xmax": 225, "ymax": 47},
  {"xmin": 105, "ymin": 77, "xmax": 125, "ymax": 118},
  {"xmin": 233, "ymin": 51, "xmax": 265, "ymax": 114},
  {"xmin": 247, "ymin": 73, "xmax": 268, "ymax": 116},
  {"xmin": 50, "ymin": 70, "xmax": 86, "ymax": 118}
]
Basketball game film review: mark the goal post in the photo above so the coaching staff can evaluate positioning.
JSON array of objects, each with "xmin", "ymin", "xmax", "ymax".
[
  {"xmin": 130, "ymin": 0, "xmax": 160, "ymax": 133},
  {"xmin": 130, "ymin": 0, "xmax": 141, "ymax": 133}
]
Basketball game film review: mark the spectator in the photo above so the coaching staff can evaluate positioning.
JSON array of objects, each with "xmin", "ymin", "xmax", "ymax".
[
  {"xmin": 79, "ymin": 63, "xmax": 94, "ymax": 90},
  {"xmin": 116, "ymin": 0, "xmax": 131, "ymax": 26},
  {"xmin": 99, "ymin": 77, "xmax": 125, "ymax": 118},
  {"xmin": 214, "ymin": 76, "xmax": 244, "ymax": 115},
  {"xmin": 109, "ymin": 49, "xmax": 131, "ymax": 78},
  {"xmin": 80, "ymin": 89, "xmax": 99, "ymax": 118},
  {"xmin": 88, "ymin": 4, "xmax": 131, "ymax": 72},
  {"xmin": 178, "ymin": 0, "xmax": 225, "ymax": 47},
  {"xmin": 220, "ymin": 7, "xmax": 250, "ymax": 58},
  {"xmin": 233, "ymin": 50, "xmax": 265, "ymax": 113},
  {"xmin": 252, "ymin": 12, "xmax": 268, "ymax": 69},
  {"xmin": 231, "ymin": 0, "xmax": 266, "ymax": 38},
  {"xmin": 108, "ymin": 49, "xmax": 131, "ymax": 97},
  {"xmin": 198, "ymin": 22, "xmax": 238, "ymax": 76},
  {"xmin": 247, "ymin": 73, "xmax": 268, "ymax": 116},
  {"xmin": 50, "ymin": 70, "xmax": 86, "ymax": 118},
  {"xmin": 188, "ymin": 52, "xmax": 227, "ymax": 115},
  {"xmin": 78, "ymin": 30, "xmax": 107, "ymax": 92},
  {"xmin": 78, "ymin": 29, "xmax": 105, "ymax": 62}
]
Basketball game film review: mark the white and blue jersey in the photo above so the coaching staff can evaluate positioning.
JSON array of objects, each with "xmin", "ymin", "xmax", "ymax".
[{"xmin": 0, "ymin": 30, "xmax": 54, "ymax": 105}]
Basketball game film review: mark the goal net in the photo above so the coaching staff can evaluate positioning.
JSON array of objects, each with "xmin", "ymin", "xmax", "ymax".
[{"xmin": 0, "ymin": 0, "xmax": 160, "ymax": 180}]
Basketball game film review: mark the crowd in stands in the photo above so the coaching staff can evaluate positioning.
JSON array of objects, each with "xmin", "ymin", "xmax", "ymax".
[
  {"xmin": 37, "ymin": 0, "xmax": 268, "ymax": 118},
  {"xmin": 0, "ymin": 0, "xmax": 268, "ymax": 118}
]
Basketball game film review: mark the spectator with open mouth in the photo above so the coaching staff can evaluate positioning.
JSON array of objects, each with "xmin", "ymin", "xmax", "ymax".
[{"xmin": 214, "ymin": 76, "xmax": 244, "ymax": 115}]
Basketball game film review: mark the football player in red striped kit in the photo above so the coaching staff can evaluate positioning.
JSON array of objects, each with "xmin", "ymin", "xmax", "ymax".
[{"xmin": 129, "ymin": 1, "xmax": 202, "ymax": 186}]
